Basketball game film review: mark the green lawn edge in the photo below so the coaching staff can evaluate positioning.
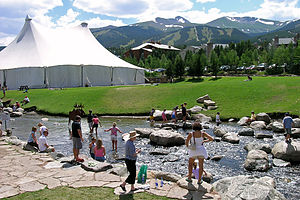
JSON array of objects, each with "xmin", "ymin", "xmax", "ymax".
[
  {"xmin": 5, "ymin": 76, "xmax": 300, "ymax": 119},
  {"xmin": 3, "ymin": 186, "xmax": 174, "ymax": 200}
]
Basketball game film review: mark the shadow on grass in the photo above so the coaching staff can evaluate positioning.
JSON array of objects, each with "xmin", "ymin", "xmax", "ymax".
[
  {"xmin": 173, "ymin": 78, "xmax": 185, "ymax": 83},
  {"xmin": 119, "ymin": 193, "xmax": 134, "ymax": 200},
  {"xmin": 186, "ymin": 77, "xmax": 204, "ymax": 83},
  {"xmin": 208, "ymin": 77, "xmax": 222, "ymax": 81}
]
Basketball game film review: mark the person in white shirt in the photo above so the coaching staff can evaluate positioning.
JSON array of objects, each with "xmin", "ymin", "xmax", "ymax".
[
  {"xmin": 38, "ymin": 122, "xmax": 47, "ymax": 136},
  {"xmin": 216, "ymin": 112, "xmax": 221, "ymax": 126},
  {"xmin": 38, "ymin": 130, "xmax": 55, "ymax": 153}
]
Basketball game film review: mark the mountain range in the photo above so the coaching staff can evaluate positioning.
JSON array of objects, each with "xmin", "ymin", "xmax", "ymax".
[{"xmin": 91, "ymin": 16, "xmax": 300, "ymax": 48}]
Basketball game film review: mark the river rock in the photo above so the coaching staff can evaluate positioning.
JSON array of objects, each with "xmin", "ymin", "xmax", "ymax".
[
  {"xmin": 271, "ymin": 121, "xmax": 284, "ymax": 133},
  {"xmin": 182, "ymin": 122, "xmax": 192, "ymax": 129},
  {"xmin": 149, "ymin": 130, "xmax": 185, "ymax": 147},
  {"xmin": 291, "ymin": 128, "xmax": 300, "ymax": 138},
  {"xmin": 135, "ymin": 128, "xmax": 153, "ymax": 138},
  {"xmin": 16, "ymin": 108, "xmax": 24, "ymax": 113},
  {"xmin": 150, "ymin": 171, "xmax": 182, "ymax": 182},
  {"xmin": 293, "ymin": 118, "xmax": 300, "ymax": 128},
  {"xmin": 244, "ymin": 150, "xmax": 271, "ymax": 172},
  {"xmin": 192, "ymin": 113, "xmax": 212, "ymax": 122},
  {"xmin": 228, "ymin": 118, "xmax": 235, "ymax": 122},
  {"xmin": 203, "ymin": 172, "xmax": 213, "ymax": 183},
  {"xmin": 211, "ymin": 155, "xmax": 223, "ymax": 161},
  {"xmin": 207, "ymin": 106, "xmax": 218, "ymax": 110},
  {"xmin": 273, "ymin": 158, "xmax": 291, "ymax": 167},
  {"xmin": 222, "ymin": 132, "xmax": 240, "ymax": 144},
  {"xmin": 153, "ymin": 110, "xmax": 172, "ymax": 121},
  {"xmin": 256, "ymin": 113, "xmax": 271, "ymax": 124},
  {"xmin": 50, "ymin": 152, "xmax": 65, "ymax": 160},
  {"xmin": 250, "ymin": 121, "xmax": 266, "ymax": 129},
  {"xmin": 161, "ymin": 123, "xmax": 183, "ymax": 129},
  {"xmin": 177, "ymin": 178, "xmax": 212, "ymax": 191},
  {"xmin": 188, "ymin": 105, "xmax": 203, "ymax": 114},
  {"xmin": 81, "ymin": 160, "xmax": 113, "ymax": 172},
  {"xmin": 271, "ymin": 141, "xmax": 300, "ymax": 162},
  {"xmin": 237, "ymin": 117, "xmax": 249, "ymax": 126},
  {"xmin": 244, "ymin": 143, "xmax": 272, "ymax": 154},
  {"xmin": 10, "ymin": 112, "xmax": 23, "ymax": 117},
  {"xmin": 266, "ymin": 123, "xmax": 272, "ymax": 130},
  {"xmin": 109, "ymin": 164, "xmax": 128, "ymax": 177},
  {"xmin": 3, "ymin": 107, "xmax": 13, "ymax": 113},
  {"xmin": 212, "ymin": 175, "xmax": 286, "ymax": 200},
  {"xmin": 203, "ymin": 100, "xmax": 216, "ymax": 107},
  {"xmin": 196, "ymin": 94, "xmax": 211, "ymax": 103},
  {"xmin": 255, "ymin": 132, "xmax": 273, "ymax": 139},
  {"xmin": 149, "ymin": 149, "xmax": 169, "ymax": 155},
  {"xmin": 213, "ymin": 127, "xmax": 227, "ymax": 137},
  {"xmin": 238, "ymin": 128, "xmax": 254, "ymax": 136}
]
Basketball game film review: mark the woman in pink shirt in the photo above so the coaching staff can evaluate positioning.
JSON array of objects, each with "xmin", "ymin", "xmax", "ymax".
[
  {"xmin": 104, "ymin": 122, "xmax": 123, "ymax": 152},
  {"xmin": 92, "ymin": 115, "xmax": 102, "ymax": 138},
  {"xmin": 94, "ymin": 139, "xmax": 106, "ymax": 162}
]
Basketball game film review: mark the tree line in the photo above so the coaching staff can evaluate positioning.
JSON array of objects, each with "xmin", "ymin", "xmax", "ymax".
[{"xmin": 120, "ymin": 40, "xmax": 300, "ymax": 78}]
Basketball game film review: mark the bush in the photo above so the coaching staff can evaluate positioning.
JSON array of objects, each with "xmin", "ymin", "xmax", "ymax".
[{"xmin": 266, "ymin": 67, "xmax": 284, "ymax": 75}]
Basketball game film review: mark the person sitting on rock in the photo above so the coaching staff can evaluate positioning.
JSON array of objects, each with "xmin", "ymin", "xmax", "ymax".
[
  {"xmin": 27, "ymin": 126, "xmax": 39, "ymax": 150},
  {"xmin": 38, "ymin": 122, "xmax": 47, "ymax": 136},
  {"xmin": 22, "ymin": 96, "xmax": 30, "ymax": 105},
  {"xmin": 16, "ymin": 101, "xmax": 21, "ymax": 109},
  {"xmin": 247, "ymin": 111, "xmax": 256, "ymax": 124},
  {"xmin": 38, "ymin": 130, "xmax": 55, "ymax": 153},
  {"xmin": 94, "ymin": 139, "xmax": 106, "ymax": 162},
  {"xmin": 89, "ymin": 137, "xmax": 96, "ymax": 159}
]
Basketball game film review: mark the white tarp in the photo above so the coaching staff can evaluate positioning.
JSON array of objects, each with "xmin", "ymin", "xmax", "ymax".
[{"xmin": 0, "ymin": 16, "xmax": 145, "ymax": 90}]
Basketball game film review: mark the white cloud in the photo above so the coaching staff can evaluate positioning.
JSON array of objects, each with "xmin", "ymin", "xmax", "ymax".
[
  {"xmin": 196, "ymin": 0, "xmax": 216, "ymax": 3},
  {"xmin": 84, "ymin": 17, "xmax": 125, "ymax": 28},
  {"xmin": 0, "ymin": 32, "xmax": 15, "ymax": 46},
  {"xmin": 57, "ymin": 9, "xmax": 80, "ymax": 27}
]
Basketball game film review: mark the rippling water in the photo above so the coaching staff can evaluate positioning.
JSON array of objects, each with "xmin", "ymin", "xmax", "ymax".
[{"xmin": 8, "ymin": 113, "xmax": 300, "ymax": 200}]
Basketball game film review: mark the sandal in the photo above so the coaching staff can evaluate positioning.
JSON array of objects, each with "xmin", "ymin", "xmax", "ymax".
[
  {"xmin": 120, "ymin": 184, "xmax": 126, "ymax": 192},
  {"xmin": 197, "ymin": 180, "xmax": 203, "ymax": 184},
  {"xmin": 185, "ymin": 178, "xmax": 192, "ymax": 183},
  {"xmin": 130, "ymin": 188, "xmax": 138, "ymax": 192}
]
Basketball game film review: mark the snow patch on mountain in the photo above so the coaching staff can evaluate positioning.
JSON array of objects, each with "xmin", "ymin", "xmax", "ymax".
[
  {"xmin": 226, "ymin": 16, "xmax": 238, "ymax": 22},
  {"xmin": 256, "ymin": 19, "xmax": 274, "ymax": 25},
  {"xmin": 165, "ymin": 25, "xmax": 184, "ymax": 28}
]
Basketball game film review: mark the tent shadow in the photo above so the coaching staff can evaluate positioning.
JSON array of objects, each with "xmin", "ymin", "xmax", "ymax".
[{"xmin": 209, "ymin": 77, "xmax": 222, "ymax": 81}]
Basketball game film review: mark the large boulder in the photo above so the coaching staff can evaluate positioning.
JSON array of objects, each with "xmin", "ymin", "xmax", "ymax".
[
  {"xmin": 10, "ymin": 112, "xmax": 23, "ymax": 117},
  {"xmin": 149, "ymin": 170, "xmax": 182, "ymax": 182},
  {"xmin": 16, "ymin": 108, "xmax": 24, "ymax": 113},
  {"xmin": 273, "ymin": 158, "xmax": 291, "ymax": 167},
  {"xmin": 271, "ymin": 141, "xmax": 300, "ymax": 162},
  {"xmin": 222, "ymin": 132, "xmax": 240, "ymax": 144},
  {"xmin": 203, "ymin": 100, "xmax": 216, "ymax": 107},
  {"xmin": 135, "ymin": 128, "xmax": 153, "ymax": 138},
  {"xmin": 3, "ymin": 107, "xmax": 13, "ymax": 113},
  {"xmin": 196, "ymin": 94, "xmax": 211, "ymax": 103},
  {"xmin": 291, "ymin": 128, "xmax": 300, "ymax": 138},
  {"xmin": 238, "ymin": 128, "xmax": 254, "ymax": 136},
  {"xmin": 250, "ymin": 121, "xmax": 266, "ymax": 130},
  {"xmin": 149, "ymin": 130, "xmax": 185, "ymax": 147},
  {"xmin": 212, "ymin": 175, "xmax": 286, "ymax": 200},
  {"xmin": 270, "ymin": 122, "xmax": 284, "ymax": 133},
  {"xmin": 81, "ymin": 160, "xmax": 113, "ymax": 172},
  {"xmin": 188, "ymin": 105, "xmax": 203, "ymax": 114},
  {"xmin": 153, "ymin": 110, "xmax": 172, "ymax": 121},
  {"xmin": 293, "ymin": 118, "xmax": 300, "ymax": 128},
  {"xmin": 207, "ymin": 106, "xmax": 218, "ymax": 110},
  {"xmin": 244, "ymin": 150, "xmax": 271, "ymax": 172},
  {"xmin": 244, "ymin": 143, "xmax": 272, "ymax": 154},
  {"xmin": 161, "ymin": 123, "xmax": 183, "ymax": 129},
  {"xmin": 237, "ymin": 117, "xmax": 249, "ymax": 126},
  {"xmin": 256, "ymin": 113, "xmax": 271, "ymax": 124},
  {"xmin": 192, "ymin": 113, "xmax": 212, "ymax": 122},
  {"xmin": 213, "ymin": 127, "xmax": 227, "ymax": 137},
  {"xmin": 255, "ymin": 132, "xmax": 273, "ymax": 139}
]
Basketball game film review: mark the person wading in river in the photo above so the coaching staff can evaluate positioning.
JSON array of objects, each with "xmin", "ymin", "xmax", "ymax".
[{"xmin": 70, "ymin": 115, "xmax": 84, "ymax": 162}]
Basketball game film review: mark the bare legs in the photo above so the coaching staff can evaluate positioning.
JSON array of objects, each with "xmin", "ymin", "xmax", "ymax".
[
  {"xmin": 188, "ymin": 157, "xmax": 204, "ymax": 182},
  {"xmin": 73, "ymin": 148, "xmax": 79, "ymax": 160},
  {"xmin": 112, "ymin": 140, "xmax": 117, "ymax": 151},
  {"xmin": 198, "ymin": 157, "xmax": 204, "ymax": 183},
  {"xmin": 188, "ymin": 157, "xmax": 195, "ymax": 180}
]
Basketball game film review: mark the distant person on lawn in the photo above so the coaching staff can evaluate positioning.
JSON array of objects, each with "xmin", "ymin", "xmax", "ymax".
[
  {"xmin": 104, "ymin": 122, "xmax": 123, "ymax": 152},
  {"xmin": 70, "ymin": 115, "xmax": 84, "ymax": 162},
  {"xmin": 283, "ymin": 112, "xmax": 294, "ymax": 143},
  {"xmin": 22, "ymin": 96, "xmax": 30, "ymax": 105}
]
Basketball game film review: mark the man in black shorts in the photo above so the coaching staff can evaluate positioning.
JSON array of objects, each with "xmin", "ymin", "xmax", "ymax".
[{"xmin": 71, "ymin": 115, "xmax": 84, "ymax": 162}]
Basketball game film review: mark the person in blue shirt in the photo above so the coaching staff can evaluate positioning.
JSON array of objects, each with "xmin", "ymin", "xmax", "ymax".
[
  {"xmin": 120, "ymin": 131, "xmax": 141, "ymax": 192},
  {"xmin": 283, "ymin": 112, "xmax": 294, "ymax": 143}
]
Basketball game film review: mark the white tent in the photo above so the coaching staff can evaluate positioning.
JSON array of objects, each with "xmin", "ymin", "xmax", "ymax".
[{"xmin": 0, "ymin": 16, "xmax": 145, "ymax": 90}]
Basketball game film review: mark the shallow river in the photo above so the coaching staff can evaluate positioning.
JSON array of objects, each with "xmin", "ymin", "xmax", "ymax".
[{"xmin": 7, "ymin": 113, "xmax": 300, "ymax": 200}]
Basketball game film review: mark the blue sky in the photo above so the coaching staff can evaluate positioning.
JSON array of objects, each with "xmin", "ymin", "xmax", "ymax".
[{"xmin": 0, "ymin": 0, "xmax": 300, "ymax": 45}]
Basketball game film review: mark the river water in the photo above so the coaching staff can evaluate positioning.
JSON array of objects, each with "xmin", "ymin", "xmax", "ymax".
[{"xmin": 7, "ymin": 113, "xmax": 300, "ymax": 200}]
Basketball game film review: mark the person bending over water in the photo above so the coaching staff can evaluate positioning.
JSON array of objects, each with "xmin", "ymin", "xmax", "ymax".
[{"xmin": 185, "ymin": 122, "xmax": 213, "ymax": 184}]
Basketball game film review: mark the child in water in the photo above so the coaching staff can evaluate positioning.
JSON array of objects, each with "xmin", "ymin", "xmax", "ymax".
[
  {"xmin": 104, "ymin": 122, "xmax": 123, "ymax": 152},
  {"xmin": 162, "ymin": 109, "xmax": 167, "ymax": 123},
  {"xmin": 89, "ymin": 137, "xmax": 96, "ymax": 159},
  {"xmin": 92, "ymin": 115, "xmax": 102, "ymax": 138},
  {"xmin": 94, "ymin": 139, "xmax": 106, "ymax": 162},
  {"xmin": 192, "ymin": 160, "xmax": 207, "ymax": 182}
]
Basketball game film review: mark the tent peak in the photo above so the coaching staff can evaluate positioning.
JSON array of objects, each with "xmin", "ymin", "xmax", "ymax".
[
  {"xmin": 81, "ymin": 22, "xmax": 88, "ymax": 27},
  {"xmin": 25, "ymin": 15, "xmax": 32, "ymax": 22}
]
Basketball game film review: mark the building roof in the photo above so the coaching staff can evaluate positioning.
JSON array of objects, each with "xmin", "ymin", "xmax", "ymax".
[
  {"xmin": 0, "ymin": 15, "xmax": 142, "ymax": 70},
  {"xmin": 131, "ymin": 42, "xmax": 180, "ymax": 51},
  {"xmin": 278, "ymin": 38, "xmax": 295, "ymax": 45}
]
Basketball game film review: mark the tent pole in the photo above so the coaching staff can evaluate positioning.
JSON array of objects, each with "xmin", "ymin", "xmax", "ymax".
[
  {"xmin": 111, "ymin": 67, "xmax": 114, "ymax": 86},
  {"xmin": 81, "ymin": 65, "xmax": 84, "ymax": 87},
  {"xmin": 134, "ymin": 69, "xmax": 137, "ymax": 82}
]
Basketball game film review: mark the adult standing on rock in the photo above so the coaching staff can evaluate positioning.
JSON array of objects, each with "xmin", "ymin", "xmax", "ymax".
[
  {"xmin": 182, "ymin": 103, "xmax": 187, "ymax": 123},
  {"xmin": 185, "ymin": 122, "xmax": 214, "ymax": 184},
  {"xmin": 120, "ymin": 131, "xmax": 141, "ymax": 192},
  {"xmin": 283, "ymin": 112, "xmax": 294, "ymax": 143},
  {"xmin": 70, "ymin": 115, "xmax": 84, "ymax": 162}
]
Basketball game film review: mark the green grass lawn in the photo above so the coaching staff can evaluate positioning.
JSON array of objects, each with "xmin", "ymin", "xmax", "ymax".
[
  {"xmin": 5, "ymin": 76, "xmax": 300, "ymax": 119},
  {"xmin": 4, "ymin": 186, "xmax": 173, "ymax": 200}
]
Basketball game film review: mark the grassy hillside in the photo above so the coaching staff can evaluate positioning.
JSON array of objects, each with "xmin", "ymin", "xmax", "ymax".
[{"xmin": 5, "ymin": 77, "xmax": 300, "ymax": 119}]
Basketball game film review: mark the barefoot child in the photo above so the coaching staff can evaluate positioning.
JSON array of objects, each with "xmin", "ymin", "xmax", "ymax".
[
  {"xmin": 92, "ymin": 115, "xmax": 102, "ymax": 138},
  {"xmin": 104, "ymin": 122, "xmax": 123, "ymax": 152},
  {"xmin": 94, "ymin": 139, "xmax": 106, "ymax": 162},
  {"xmin": 192, "ymin": 160, "xmax": 207, "ymax": 183},
  {"xmin": 89, "ymin": 137, "xmax": 96, "ymax": 159},
  {"xmin": 162, "ymin": 109, "xmax": 167, "ymax": 123}
]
